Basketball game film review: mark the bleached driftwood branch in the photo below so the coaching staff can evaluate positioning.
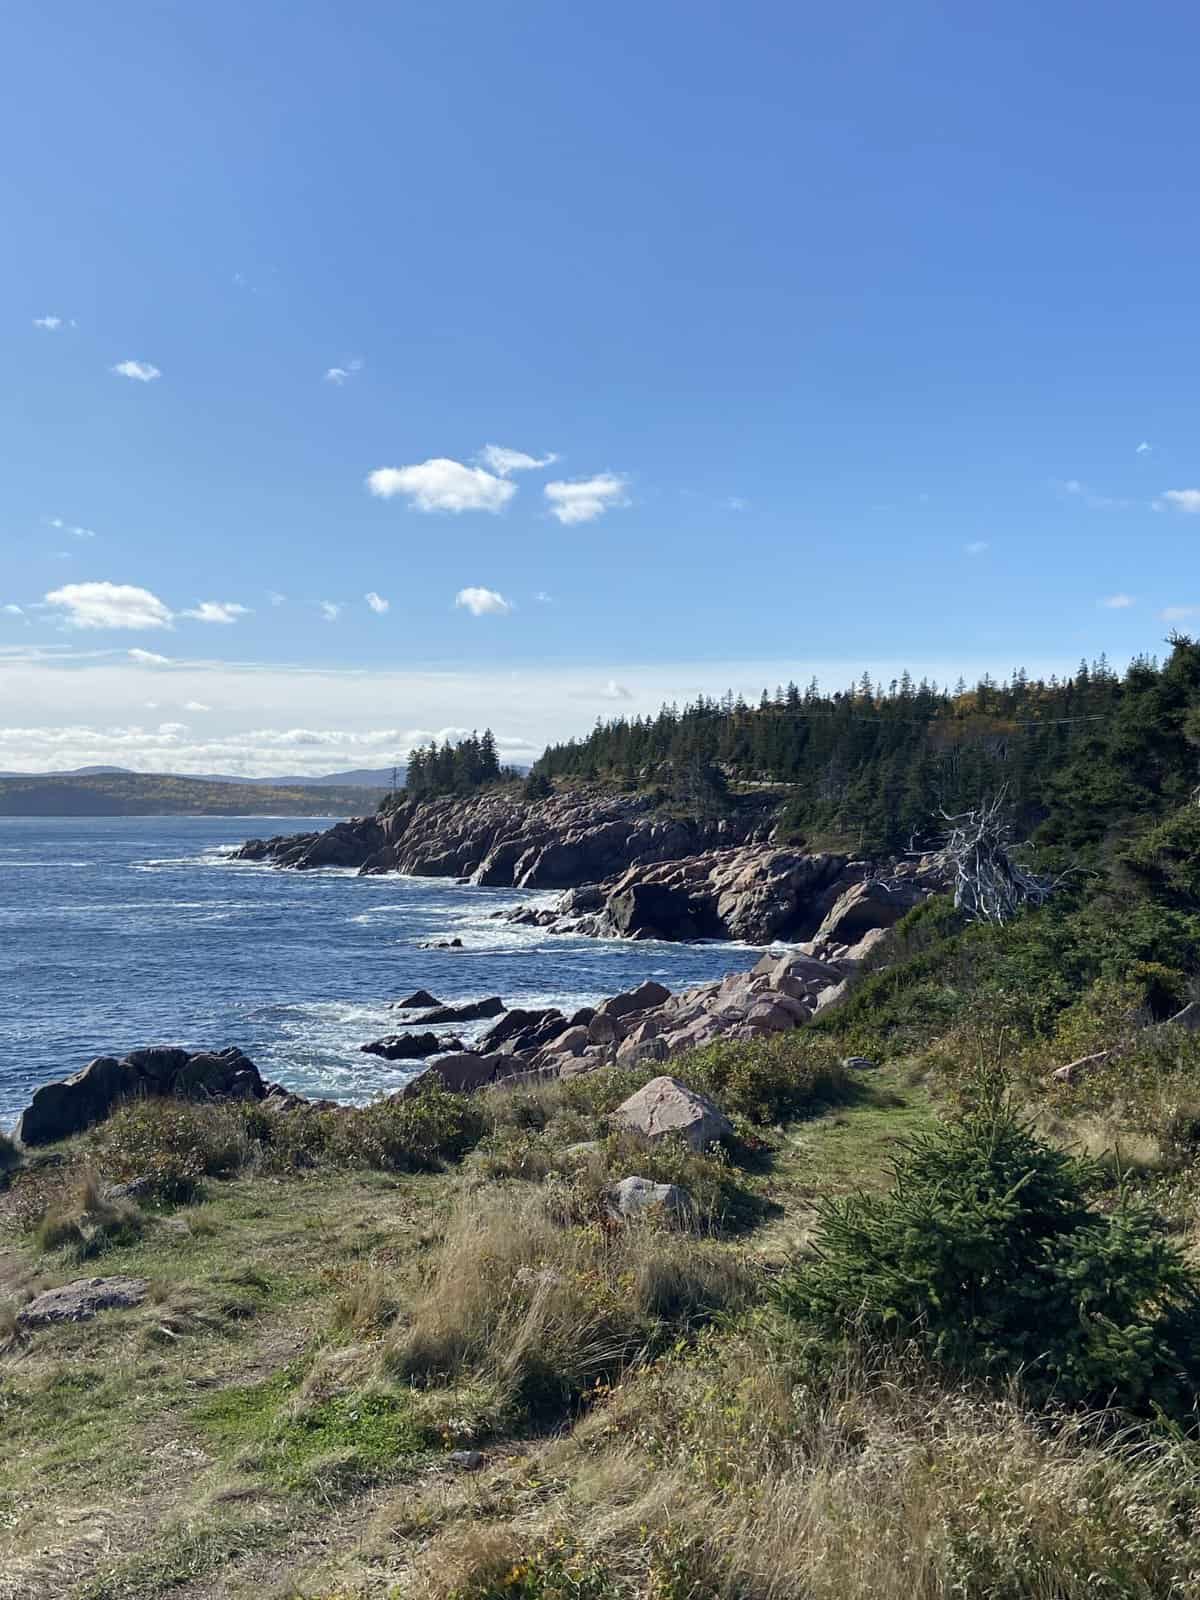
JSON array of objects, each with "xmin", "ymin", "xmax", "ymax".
[{"xmin": 928, "ymin": 792, "xmax": 1056, "ymax": 925}]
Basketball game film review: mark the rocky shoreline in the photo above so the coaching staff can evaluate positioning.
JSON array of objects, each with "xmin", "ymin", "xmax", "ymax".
[{"xmin": 235, "ymin": 786, "xmax": 946, "ymax": 947}]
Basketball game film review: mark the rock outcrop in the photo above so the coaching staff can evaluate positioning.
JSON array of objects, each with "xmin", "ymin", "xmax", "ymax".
[
  {"xmin": 15, "ymin": 1045, "xmax": 266, "ymax": 1147},
  {"xmin": 610, "ymin": 1077, "xmax": 733, "ymax": 1150},
  {"xmin": 234, "ymin": 787, "xmax": 771, "ymax": 888},
  {"xmin": 508, "ymin": 847, "xmax": 943, "ymax": 946}
]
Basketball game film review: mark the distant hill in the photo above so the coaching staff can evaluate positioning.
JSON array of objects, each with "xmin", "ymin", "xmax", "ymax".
[
  {"xmin": 0, "ymin": 764, "xmax": 408, "ymax": 789},
  {"xmin": 0, "ymin": 772, "xmax": 388, "ymax": 818}
]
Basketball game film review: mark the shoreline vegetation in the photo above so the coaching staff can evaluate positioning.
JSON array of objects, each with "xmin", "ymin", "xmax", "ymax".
[{"xmin": 4, "ymin": 641, "xmax": 1200, "ymax": 1597}]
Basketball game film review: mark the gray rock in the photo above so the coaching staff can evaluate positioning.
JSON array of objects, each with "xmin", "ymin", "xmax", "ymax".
[
  {"xmin": 608, "ymin": 1175, "xmax": 695, "ymax": 1223},
  {"xmin": 842, "ymin": 1056, "xmax": 877, "ymax": 1071},
  {"xmin": 609, "ymin": 1075, "xmax": 733, "ymax": 1151},
  {"xmin": 360, "ymin": 1033, "xmax": 463, "ymax": 1061},
  {"xmin": 419, "ymin": 997, "xmax": 505, "ymax": 1025},
  {"xmin": 393, "ymin": 989, "xmax": 443, "ymax": 1010},
  {"xmin": 18, "ymin": 1276, "xmax": 149, "ymax": 1328},
  {"xmin": 402, "ymin": 1053, "xmax": 510, "ymax": 1095},
  {"xmin": 815, "ymin": 879, "xmax": 923, "ymax": 945},
  {"xmin": 448, "ymin": 1449, "xmax": 485, "ymax": 1471}
]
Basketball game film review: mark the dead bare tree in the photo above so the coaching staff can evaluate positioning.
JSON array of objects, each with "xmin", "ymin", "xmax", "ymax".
[{"xmin": 929, "ymin": 792, "xmax": 1056, "ymax": 925}]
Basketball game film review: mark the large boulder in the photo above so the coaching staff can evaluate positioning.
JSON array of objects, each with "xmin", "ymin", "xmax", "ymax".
[
  {"xmin": 402, "ymin": 1052, "xmax": 510, "ymax": 1095},
  {"xmin": 596, "ymin": 980, "xmax": 671, "ymax": 1024},
  {"xmin": 815, "ymin": 879, "xmax": 923, "ymax": 944},
  {"xmin": 18, "ymin": 1276, "xmax": 149, "ymax": 1328},
  {"xmin": 477, "ymin": 1008, "xmax": 565, "ymax": 1052},
  {"xmin": 608, "ymin": 882, "xmax": 698, "ymax": 941},
  {"xmin": 15, "ymin": 1046, "xmax": 267, "ymax": 1147},
  {"xmin": 609, "ymin": 1075, "xmax": 733, "ymax": 1151},
  {"xmin": 392, "ymin": 989, "xmax": 443, "ymax": 1010},
  {"xmin": 15, "ymin": 1056, "xmax": 137, "ymax": 1146}
]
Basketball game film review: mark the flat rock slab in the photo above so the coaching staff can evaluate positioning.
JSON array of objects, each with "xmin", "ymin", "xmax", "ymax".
[{"xmin": 18, "ymin": 1276, "xmax": 149, "ymax": 1328}]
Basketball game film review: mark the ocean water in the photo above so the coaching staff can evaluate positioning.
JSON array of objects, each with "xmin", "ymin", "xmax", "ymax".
[{"xmin": 0, "ymin": 815, "xmax": 764, "ymax": 1127}]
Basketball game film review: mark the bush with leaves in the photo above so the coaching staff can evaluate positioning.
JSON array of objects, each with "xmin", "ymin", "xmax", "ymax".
[{"xmin": 780, "ymin": 1101, "xmax": 1200, "ymax": 1415}]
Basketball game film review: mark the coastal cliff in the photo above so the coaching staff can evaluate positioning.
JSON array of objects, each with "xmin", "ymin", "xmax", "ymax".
[
  {"xmin": 235, "ymin": 787, "xmax": 772, "ymax": 887},
  {"xmin": 235, "ymin": 786, "xmax": 944, "ymax": 945}
]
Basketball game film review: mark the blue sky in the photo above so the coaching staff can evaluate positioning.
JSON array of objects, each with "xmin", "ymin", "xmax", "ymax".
[{"xmin": 3, "ymin": 0, "xmax": 1199, "ymax": 774}]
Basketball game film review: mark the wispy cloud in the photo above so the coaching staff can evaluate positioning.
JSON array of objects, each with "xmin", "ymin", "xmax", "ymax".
[
  {"xmin": 1158, "ymin": 489, "xmax": 1200, "ymax": 514},
  {"xmin": 367, "ymin": 458, "xmax": 516, "ymax": 514},
  {"xmin": 128, "ymin": 648, "xmax": 171, "ymax": 665},
  {"xmin": 184, "ymin": 700, "xmax": 211, "ymax": 712},
  {"xmin": 2, "ymin": 604, "xmax": 25, "ymax": 618},
  {"xmin": 1162, "ymin": 605, "xmax": 1200, "ymax": 622},
  {"xmin": 365, "ymin": 591, "xmax": 390, "ymax": 614},
  {"xmin": 544, "ymin": 473, "xmax": 628, "ymax": 525},
  {"xmin": 182, "ymin": 601, "xmax": 252, "ymax": 625},
  {"xmin": 33, "ymin": 315, "xmax": 63, "ymax": 331},
  {"xmin": 111, "ymin": 360, "xmax": 161, "ymax": 383},
  {"xmin": 319, "ymin": 601, "xmax": 342, "ymax": 622},
  {"xmin": 1101, "ymin": 594, "xmax": 1135, "ymax": 609},
  {"xmin": 46, "ymin": 582, "xmax": 173, "ymax": 630},
  {"xmin": 1136, "ymin": 441, "xmax": 1152, "ymax": 455},
  {"xmin": 534, "ymin": 591, "xmax": 553, "ymax": 604},
  {"xmin": 726, "ymin": 496, "xmax": 748, "ymax": 511},
  {"xmin": 324, "ymin": 358, "xmax": 364, "ymax": 385},
  {"xmin": 964, "ymin": 540, "xmax": 989, "ymax": 555},
  {"xmin": 479, "ymin": 444, "xmax": 558, "ymax": 476},
  {"xmin": 48, "ymin": 517, "xmax": 96, "ymax": 540},
  {"xmin": 268, "ymin": 591, "xmax": 287, "ymax": 607},
  {"xmin": 455, "ymin": 586, "xmax": 512, "ymax": 617},
  {"xmin": 1054, "ymin": 478, "xmax": 1130, "ymax": 511}
]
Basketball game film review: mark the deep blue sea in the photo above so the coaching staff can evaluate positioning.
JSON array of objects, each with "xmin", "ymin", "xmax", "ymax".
[{"xmin": 0, "ymin": 815, "xmax": 763, "ymax": 1128}]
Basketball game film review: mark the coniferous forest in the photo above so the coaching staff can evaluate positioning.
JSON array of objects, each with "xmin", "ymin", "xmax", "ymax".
[{"xmin": 533, "ymin": 639, "xmax": 1200, "ymax": 855}]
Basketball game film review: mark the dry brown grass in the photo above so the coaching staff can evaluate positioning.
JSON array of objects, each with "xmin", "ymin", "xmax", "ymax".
[
  {"xmin": 384, "ymin": 1184, "xmax": 755, "ymax": 1426},
  {"xmin": 402, "ymin": 1330, "xmax": 1200, "ymax": 1600},
  {"xmin": 31, "ymin": 1168, "xmax": 144, "ymax": 1258}
]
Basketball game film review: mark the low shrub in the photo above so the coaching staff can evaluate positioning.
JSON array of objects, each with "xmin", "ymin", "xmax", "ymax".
[
  {"xmin": 679, "ymin": 1033, "xmax": 850, "ymax": 1125},
  {"xmin": 780, "ymin": 1100, "xmax": 1200, "ymax": 1415},
  {"xmin": 94, "ymin": 1099, "xmax": 252, "ymax": 1202},
  {"xmin": 331, "ymin": 1086, "xmax": 486, "ymax": 1172}
]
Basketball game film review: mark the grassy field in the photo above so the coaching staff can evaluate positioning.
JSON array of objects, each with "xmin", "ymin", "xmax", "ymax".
[{"xmin": 4, "ymin": 1005, "xmax": 1200, "ymax": 1598}]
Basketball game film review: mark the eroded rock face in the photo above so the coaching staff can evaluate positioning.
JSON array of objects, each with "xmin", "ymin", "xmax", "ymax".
[
  {"xmin": 233, "ymin": 787, "xmax": 770, "ymax": 887},
  {"xmin": 18, "ymin": 1276, "xmax": 149, "ymax": 1327},
  {"xmin": 15, "ymin": 1046, "xmax": 265, "ymax": 1147}
]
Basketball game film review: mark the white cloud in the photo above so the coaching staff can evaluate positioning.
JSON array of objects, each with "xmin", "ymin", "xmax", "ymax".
[
  {"xmin": 46, "ymin": 582, "xmax": 173, "ymax": 630},
  {"xmin": 479, "ymin": 444, "xmax": 558, "ymax": 477},
  {"xmin": 726, "ymin": 496, "xmax": 748, "ymax": 511},
  {"xmin": 184, "ymin": 700, "xmax": 211, "ymax": 712},
  {"xmin": 182, "ymin": 601, "xmax": 252, "ymax": 625},
  {"xmin": 33, "ymin": 315, "xmax": 63, "ymax": 331},
  {"xmin": 111, "ymin": 360, "xmax": 161, "ymax": 383},
  {"xmin": 49, "ymin": 518, "xmax": 96, "ymax": 539},
  {"xmin": 158, "ymin": 721, "xmax": 188, "ymax": 737},
  {"xmin": 964, "ymin": 540, "xmax": 989, "ymax": 555},
  {"xmin": 1162, "ymin": 606, "xmax": 1200, "ymax": 622},
  {"xmin": 455, "ymin": 586, "xmax": 512, "ymax": 617},
  {"xmin": 268, "ymin": 591, "xmax": 287, "ymax": 607},
  {"xmin": 365, "ymin": 591, "xmax": 390, "ymax": 614},
  {"xmin": 544, "ymin": 473, "xmax": 628, "ymax": 525},
  {"xmin": 534, "ymin": 591, "xmax": 553, "ymax": 604},
  {"xmin": 1160, "ymin": 489, "xmax": 1200, "ymax": 514},
  {"xmin": 1054, "ymin": 478, "xmax": 1129, "ymax": 511},
  {"xmin": 1136, "ymin": 441, "xmax": 1152, "ymax": 454},
  {"xmin": 2, "ymin": 604, "xmax": 24, "ymax": 617},
  {"xmin": 367, "ymin": 458, "xmax": 516, "ymax": 514},
  {"xmin": 324, "ymin": 359, "xmax": 363, "ymax": 385},
  {"xmin": 320, "ymin": 601, "xmax": 342, "ymax": 622},
  {"xmin": 1101, "ymin": 594, "xmax": 1135, "ymax": 609},
  {"xmin": 128, "ymin": 648, "xmax": 171, "ymax": 664},
  {"xmin": 600, "ymin": 680, "xmax": 632, "ymax": 700}
]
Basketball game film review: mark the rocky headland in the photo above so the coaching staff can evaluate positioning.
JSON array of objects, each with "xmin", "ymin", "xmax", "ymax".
[{"xmin": 235, "ymin": 786, "xmax": 947, "ymax": 946}]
